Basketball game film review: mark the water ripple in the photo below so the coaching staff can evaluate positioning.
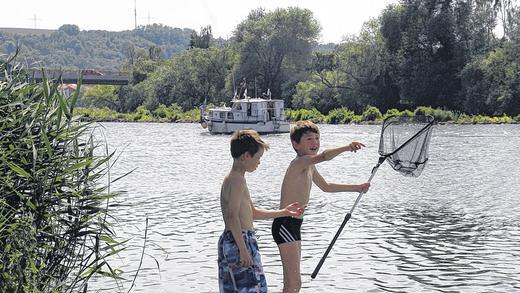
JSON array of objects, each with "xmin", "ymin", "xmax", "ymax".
[{"xmin": 89, "ymin": 123, "xmax": 520, "ymax": 292}]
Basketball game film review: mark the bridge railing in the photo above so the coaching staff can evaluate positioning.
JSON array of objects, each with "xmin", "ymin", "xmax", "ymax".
[{"xmin": 28, "ymin": 68, "xmax": 130, "ymax": 85}]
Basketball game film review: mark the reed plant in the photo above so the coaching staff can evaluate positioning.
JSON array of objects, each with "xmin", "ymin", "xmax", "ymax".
[{"xmin": 1, "ymin": 57, "xmax": 124, "ymax": 292}]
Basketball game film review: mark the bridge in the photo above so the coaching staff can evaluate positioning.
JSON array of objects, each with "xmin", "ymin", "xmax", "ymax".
[{"xmin": 29, "ymin": 69, "xmax": 130, "ymax": 86}]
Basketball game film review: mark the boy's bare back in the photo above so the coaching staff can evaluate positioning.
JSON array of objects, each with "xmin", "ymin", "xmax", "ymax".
[{"xmin": 220, "ymin": 171, "xmax": 254, "ymax": 231}]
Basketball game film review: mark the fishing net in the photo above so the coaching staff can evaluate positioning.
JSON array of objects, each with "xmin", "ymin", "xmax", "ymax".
[
  {"xmin": 379, "ymin": 115, "xmax": 434, "ymax": 177},
  {"xmin": 311, "ymin": 114, "xmax": 435, "ymax": 279}
]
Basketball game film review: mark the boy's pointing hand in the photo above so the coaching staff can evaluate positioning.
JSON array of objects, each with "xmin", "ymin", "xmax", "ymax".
[{"xmin": 349, "ymin": 141, "xmax": 366, "ymax": 152}]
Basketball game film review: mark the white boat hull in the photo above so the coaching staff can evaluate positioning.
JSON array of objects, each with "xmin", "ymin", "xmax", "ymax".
[
  {"xmin": 200, "ymin": 96, "xmax": 290, "ymax": 134},
  {"xmin": 206, "ymin": 120, "xmax": 290, "ymax": 134}
]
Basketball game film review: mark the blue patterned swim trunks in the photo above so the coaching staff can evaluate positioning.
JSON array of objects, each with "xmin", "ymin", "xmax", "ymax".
[{"xmin": 218, "ymin": 230, "xmax": 268, "ymax": 293}]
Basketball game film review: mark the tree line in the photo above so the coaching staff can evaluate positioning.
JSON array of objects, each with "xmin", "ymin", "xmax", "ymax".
[
  {"xmin": 87, "ymin": 1, "xmax": 519, "ymax": 117},
  {"xmin": 0, "ymin": 23, "xmax": 194, "ymax": 69},
  {"xmin": 3, "ymin": 0, "xmax": 520, "ymax": 117}
]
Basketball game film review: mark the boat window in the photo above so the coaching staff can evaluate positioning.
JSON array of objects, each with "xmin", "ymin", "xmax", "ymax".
[
  {"xmin": 227, "ymin": 112, "xmax": 234, "ymax": 120},
  {"xmin": 220, "ymin": 112, "xmax": 225, "ymax": 119}
]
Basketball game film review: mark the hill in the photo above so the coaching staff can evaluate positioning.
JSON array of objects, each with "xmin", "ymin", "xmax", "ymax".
[{"xmin": 0, "ymin": 24, "xmax": 194, "ymax": 70}]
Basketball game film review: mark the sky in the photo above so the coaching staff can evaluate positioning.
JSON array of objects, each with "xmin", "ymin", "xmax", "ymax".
[{"xmin": 1, "ymin": 0, "xmax": 398, "ymax": 44}]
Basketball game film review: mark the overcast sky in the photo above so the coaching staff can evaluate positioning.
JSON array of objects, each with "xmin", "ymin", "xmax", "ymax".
[{"xmin": 1, "ymin": 0, "xmax": 398, "ymax": 43}]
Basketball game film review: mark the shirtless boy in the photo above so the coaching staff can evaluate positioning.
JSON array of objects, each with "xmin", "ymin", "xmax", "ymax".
[
  {"xmin": 271, "ymin": 120, "xmax": 370, "ymax": 293},
  {"xmin": 218, "ymin": 130, "xmax": 304, "ymax": 293}
]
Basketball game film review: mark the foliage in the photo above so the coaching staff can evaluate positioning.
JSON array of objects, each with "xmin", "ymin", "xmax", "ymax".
[
  {"xmin": 190, "ymin": 26, "xmax": 213, "ymax": 49},
  {"xmin": 232, "ymin": 7, "xmax": 320, "ymax": 103},
  {"xmin": 285, "ymin": 108, "xmax": 325, "ymax": 123},
  {"xmin": 3, "ymin": 2, "xmax": 520, "ymax": 117},
  {"xmin": 73, "ymin": 103, "xmax": 201, "ymax": 123},
  {"xmin": 292, "ymin": 73, "xmax": 342, "ymax": 113},
  {"xmin": 0, "ymin": 59, "xmax": 123, "ymax": 291},
  {"xmin": 455, "ymin": 113, "xmax": 514, "ymax": 124},
  {"xmin": 324, "ymin": 108, "xmax": 356, "ymax": 124},
  {"xmin": 413, "ymin": 106, "xmax": 457, "ymax": 122},
  {"xmin": 0, "ymin": 24, "xmax": 193, "ymax": 70},
  {"xmin": 143, "ymin": 47, "xmax": 236, "ymax": 111},
  {"xmin": 460, "ymin": 43, "xmax": 520, "ymax": 116},
  {"xmin": 80, "ymin": 85, "xmax": 120, "ymax": 110},
  {"xmin": 361, "ymin": 105, "xmax": 382, "ymax": 121},
  {"xmin": 292, "ymin": 0, "xmax": 519, "ymax": 117},
  {"xmin": 75, "ymin": 104, "xmax": 516, "ymax": 125}
]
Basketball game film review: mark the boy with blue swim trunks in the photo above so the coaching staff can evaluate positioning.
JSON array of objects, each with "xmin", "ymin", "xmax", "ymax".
[{"xmin": 218, "ymin": 130, "xmax": 304, "ymax": 293}]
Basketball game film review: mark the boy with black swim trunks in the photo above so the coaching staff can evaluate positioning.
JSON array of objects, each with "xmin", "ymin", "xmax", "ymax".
[
  {"xmin": 218, "ymin": 130, "xmax": 304, "ymax": 293},
  {"xmin": 271, "ymin": 120, "xmax": 370, "ymax": 293}
]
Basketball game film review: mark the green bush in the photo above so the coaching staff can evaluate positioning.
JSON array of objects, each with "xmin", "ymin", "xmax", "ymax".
[
  {"xmin": 361, "ymin": 105, "xmax": 382, "ymax": 121},
  {"xmin": 182, "ymin": 108, "xmax": 201, "ymax": 122},
  {"xmin": 287, "ymin": 108, "xmax": 325, "ymax": 123},
  {"xmin": 414, "ymin": 106, "xmax": 456, "ymax": 122},
  {"xmin": 325, "ymin": 108, "xmax": 356, "ymax": 124},
  {"xmin": 1, "ymin": 60, "xmax": 123, "ymax": 292},
  {"xmin": 383, "ymin": 108, "xmax": 402, "ymax": 120}
]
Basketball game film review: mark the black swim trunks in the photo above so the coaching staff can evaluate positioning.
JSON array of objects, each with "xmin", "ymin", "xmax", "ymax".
[{"xmin": 271, "ymin": 216, "xmax": 303, "ymax": 245}]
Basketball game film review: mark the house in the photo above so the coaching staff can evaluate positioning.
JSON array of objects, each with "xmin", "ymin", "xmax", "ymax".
[{"xmin": 60, "ymin": 84, "xmax": 77, "ymax": 98}]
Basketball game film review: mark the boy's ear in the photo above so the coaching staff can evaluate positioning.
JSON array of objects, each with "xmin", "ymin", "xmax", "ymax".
[{"xmin": 240, "ymin": 152, "xmax": 251, "ymax": 160}]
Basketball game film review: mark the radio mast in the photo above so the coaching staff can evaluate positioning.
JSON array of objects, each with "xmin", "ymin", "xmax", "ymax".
[{"xmin": 134, "ymin": 0, "xmax": 137, "ymax": 29}]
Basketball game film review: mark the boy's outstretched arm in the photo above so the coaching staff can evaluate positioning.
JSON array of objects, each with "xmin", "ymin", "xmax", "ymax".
[
  {"xmin": 252, "ymin": 202, "xmax": 305, "ymax": 220},
  {"xmin": 312, "ymin": 166, "xmax": 371, "ymax": 193},
  {"xmin": 299, "ymin": 142, "xmax": 366, "ymax": 167}
]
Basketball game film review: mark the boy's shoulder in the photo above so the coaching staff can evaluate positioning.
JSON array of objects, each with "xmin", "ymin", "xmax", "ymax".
[
  {"xmin": 222, "ymin": 172, "xmax": 247, "ymax": 188},
  {"xmin": 287, "ymin": 155, "xmax": 315, "ymax": 168}
]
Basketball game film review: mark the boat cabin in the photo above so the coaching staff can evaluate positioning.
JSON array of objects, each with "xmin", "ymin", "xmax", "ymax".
[{"xmin": 207, "ymin": 98, "xmax": 286, "ymax": 123}]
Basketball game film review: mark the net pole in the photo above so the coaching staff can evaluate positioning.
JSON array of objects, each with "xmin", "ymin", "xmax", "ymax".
[{"xmin": 311, "ymin": 156, "xmax": 386, "ymax": 279}]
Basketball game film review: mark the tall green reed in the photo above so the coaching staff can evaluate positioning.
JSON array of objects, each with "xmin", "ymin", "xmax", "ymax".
[{"xmin": 1, "ymin": 56, "xmax": 124, "ymax": 292}]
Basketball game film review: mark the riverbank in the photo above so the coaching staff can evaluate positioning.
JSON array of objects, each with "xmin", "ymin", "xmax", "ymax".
[{"xmin": 73, "ymin": 105, "xmax": 520, "ymax": 125}]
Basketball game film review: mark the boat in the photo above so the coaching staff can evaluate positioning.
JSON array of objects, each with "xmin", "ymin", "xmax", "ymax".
[{"xmin": 200, "ymin": 90, "xmax": 290, "ymax": 134}]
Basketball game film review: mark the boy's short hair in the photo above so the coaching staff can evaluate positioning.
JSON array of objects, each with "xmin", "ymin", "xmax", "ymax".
[
  {"xmin": 230, "ymin": 130, "xmax": 270, "ymax": 158},
  {"xmin": 290, "ymin": 120, "xmax": 320, "ymax": 143}
]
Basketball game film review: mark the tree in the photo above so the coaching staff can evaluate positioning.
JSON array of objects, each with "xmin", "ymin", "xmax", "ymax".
[
  {"xmin": 379, "ymin": 0, "xmax": 485, "ymax": 110},
  {"xmin": 81, "ymin": 85, "xmax": 121, "ymax": 110},
  {"xmin": 461, "ymin": 45, "xmax": 520, "ymax": 115},
  {"xmin": 146, "ymin": 47, "xmax": 235, "ymax": 110},
  {"xmin": 232, "ymin": 7, "xmax": 320, "ymax": 103},
  {"xmin": 58, "ymin": 24, "xmax": 80, "ymax": 36},
  {"xmin": 189, "ymin": 26, "xmax": 213, "ymax": 49}
]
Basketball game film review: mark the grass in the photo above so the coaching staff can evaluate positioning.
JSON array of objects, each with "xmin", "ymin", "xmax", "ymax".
[{"xmin": 1, "ymin": 56, "xmax": 125, "ymax": 292}]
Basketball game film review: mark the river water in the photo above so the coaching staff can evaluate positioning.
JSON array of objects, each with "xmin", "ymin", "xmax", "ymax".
[{"xmin": 89, "ymin": 122, "xmax": 520, "ymax": 292}]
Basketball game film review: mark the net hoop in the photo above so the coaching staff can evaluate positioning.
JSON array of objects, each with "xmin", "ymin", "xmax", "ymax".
[{"xmin": 379, "ymin": 114, "xmax": 435, "ymax": 157}]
